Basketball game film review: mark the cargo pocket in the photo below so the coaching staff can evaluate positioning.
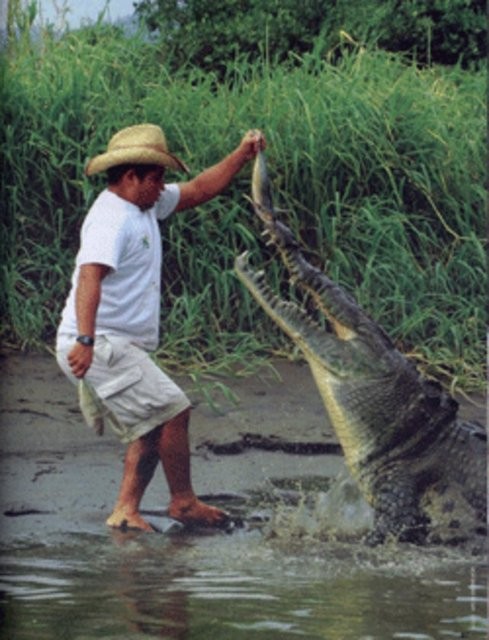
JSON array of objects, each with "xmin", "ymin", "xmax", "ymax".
[
  {"xmin": 96, "ymin": 366, "xmax": 143, "ymax": 400},
  {"xmin": 94, "ymin": 366, "xmax": 143, "ymax": 442}
]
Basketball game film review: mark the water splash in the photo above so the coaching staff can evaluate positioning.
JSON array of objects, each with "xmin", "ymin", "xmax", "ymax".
[{"xmin": 262, "ymin": 470, "xmax": 374, "ymax": 543}]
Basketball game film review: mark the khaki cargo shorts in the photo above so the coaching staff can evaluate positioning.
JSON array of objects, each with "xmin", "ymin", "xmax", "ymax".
[{"xmin": 56, "ymin": 335, "xmax": 190, "ymax": 444}]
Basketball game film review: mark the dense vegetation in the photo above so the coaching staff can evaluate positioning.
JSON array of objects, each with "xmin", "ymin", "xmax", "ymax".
[
  {"xmin": 1, "ymin": 3, "xmax": 486, "ymax": 392},
  {"xmin": 135, "ymin": 0, "xmax": 486, "ymax": 70}
]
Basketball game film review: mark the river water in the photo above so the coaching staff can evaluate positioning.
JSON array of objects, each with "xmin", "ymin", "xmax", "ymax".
[{"xmin": 1, "ymin": 486, "xmax": 487, "ymax": 640}]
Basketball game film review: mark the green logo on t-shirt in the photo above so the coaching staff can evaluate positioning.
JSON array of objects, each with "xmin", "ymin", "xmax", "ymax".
[{"xmin": 142, "ymin": 235, "xmax": 150, "ymax": 249}]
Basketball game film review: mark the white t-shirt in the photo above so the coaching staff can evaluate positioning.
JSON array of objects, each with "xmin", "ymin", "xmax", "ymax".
[{"xmin": 58, "ymin": 184, "xmax": 180, "ymax": 351}]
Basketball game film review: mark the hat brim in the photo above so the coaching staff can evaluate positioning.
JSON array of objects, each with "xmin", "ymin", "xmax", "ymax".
[{"xmin": 85, "ymin": 146, "xmax": 189, "ymax": 176}]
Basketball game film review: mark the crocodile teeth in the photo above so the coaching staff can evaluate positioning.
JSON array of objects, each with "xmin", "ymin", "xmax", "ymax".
[{"xmin": 238, "ymin": 257, "xmax": 327, "ymax": 326}]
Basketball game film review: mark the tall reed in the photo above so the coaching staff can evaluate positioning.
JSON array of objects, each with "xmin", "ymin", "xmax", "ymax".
[{"xmin": 1, "ymin": 28, "xmax": 485, "ymax": 390}]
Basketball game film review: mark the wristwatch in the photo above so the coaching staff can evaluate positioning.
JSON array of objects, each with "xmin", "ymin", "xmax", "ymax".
[{"xmin": 76, "ymin": 335, "xmax": 95, "ymax": 347}]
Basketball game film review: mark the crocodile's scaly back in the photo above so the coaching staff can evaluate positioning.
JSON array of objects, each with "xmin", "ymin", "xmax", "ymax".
[{"xmin": 235, "ymin": 152, "xmax": 486, "ymax": 544}]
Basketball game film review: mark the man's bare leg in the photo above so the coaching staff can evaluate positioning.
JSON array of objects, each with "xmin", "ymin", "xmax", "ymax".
[
  {"xmin": 158, "ymin": 408, "xmax": 228, "ymax": 527},
  {"xmin": 106, "ymin": 431, "xmax": 159, "ymax": 531},
  {"xmin": 107, "ymin": 408, "xmax": 227, "ymax": 531}
]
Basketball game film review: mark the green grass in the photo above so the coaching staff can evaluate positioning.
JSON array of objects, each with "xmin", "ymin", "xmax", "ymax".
[{"xmin": 1, "ymin": 27, "xmax": 486, "ymax": 392}]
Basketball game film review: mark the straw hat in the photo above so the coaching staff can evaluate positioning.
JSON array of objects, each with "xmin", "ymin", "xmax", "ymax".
[{"xmin": 85, "ymin": 124, "xmax": 189, "ymax": 176}]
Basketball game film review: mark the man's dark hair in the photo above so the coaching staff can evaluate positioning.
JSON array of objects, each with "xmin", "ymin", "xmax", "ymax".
[{"xmin": 106, "ymin": 163, "xmax": 163, "ymax": 185}]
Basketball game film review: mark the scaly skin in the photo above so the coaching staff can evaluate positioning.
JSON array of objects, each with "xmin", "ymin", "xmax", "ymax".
[{"xmin": 235, "ymin": 152, "xmax": 486, "ymax": 544}]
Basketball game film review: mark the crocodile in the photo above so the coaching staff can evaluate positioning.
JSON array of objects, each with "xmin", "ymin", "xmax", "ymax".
[{"xmin": 235, "ymin": 151, "xmax": 487, "ymax": 545}]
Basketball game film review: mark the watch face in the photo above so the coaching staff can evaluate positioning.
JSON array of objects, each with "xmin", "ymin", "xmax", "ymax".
[{"xmin": 77, "ymin": 336, "xmax": 94, "ymax": 346}]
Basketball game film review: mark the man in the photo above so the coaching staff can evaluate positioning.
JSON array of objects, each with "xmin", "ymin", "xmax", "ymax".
[{"xmin": 56, "ymin": 123, "xmax": 265, "ymax": 532}]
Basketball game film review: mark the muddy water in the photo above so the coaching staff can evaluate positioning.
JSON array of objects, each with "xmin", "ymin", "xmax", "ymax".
[{"xmin": 1, "ymin": 490, "xmax": 487, "ymax": 639}]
